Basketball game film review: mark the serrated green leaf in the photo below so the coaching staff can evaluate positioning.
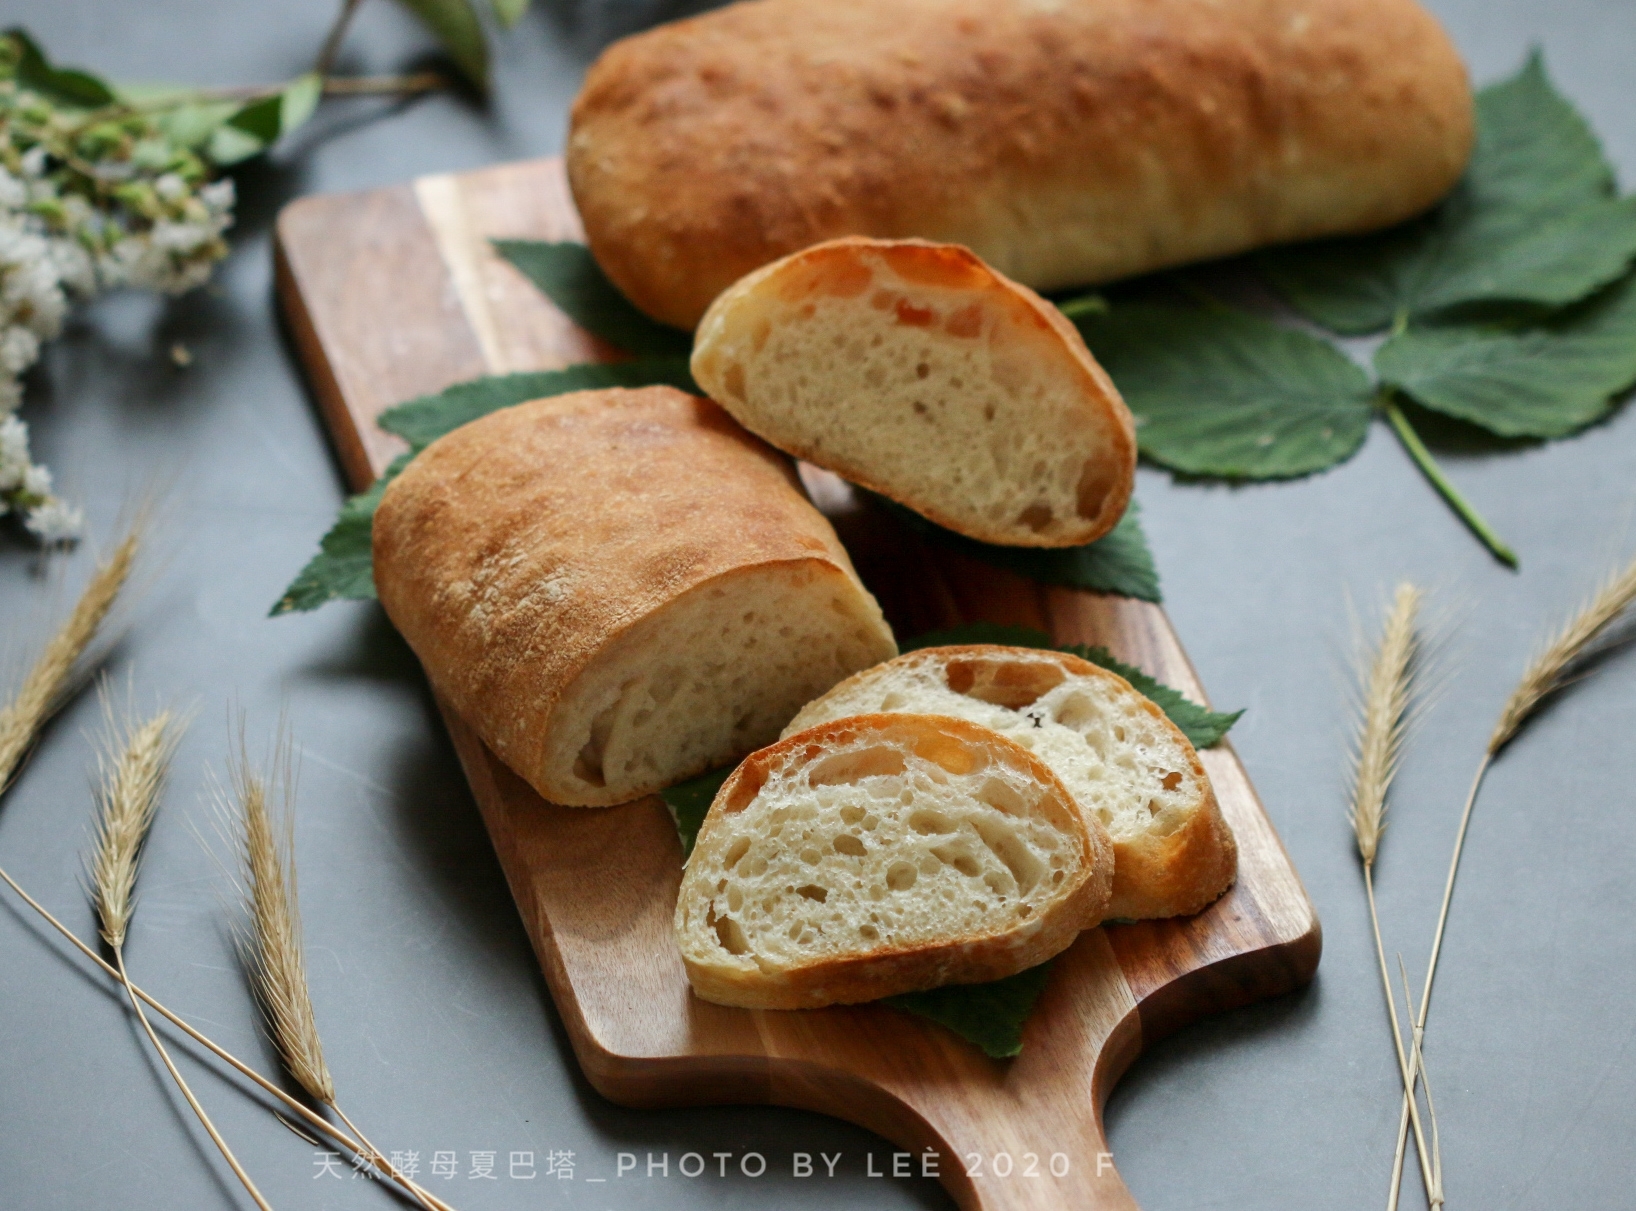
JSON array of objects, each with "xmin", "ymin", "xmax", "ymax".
[
  {"xmin": 1260, "ymin": 53, "xmax": 1636, "ymax": 333},
  {"xmin": 900, "ymin": 623, "xmax": 1241, "ymax": 748},
  {"xmin": 271, "ymin": 454, "xmax": 412, "ymax": 615},
  {"xmin": 394, "ymin": 0, "xmax": 490, "ymax": 90},
  {"xmin": 491, "ymin": 0, "xmax": 530, "ymax": 26},
  {"xmin": 278, "ymin": 359, "xmax": 697, "ymax": 614},
  {"xmin": 1376, "ymin": 272, "xmax": 1636, "ymax": 438},
  {"xmin": 1075, "ymin": 303, "xmax": 1375, "ymax": 479},
  {"xmin": 878, "ymin": 495, "xmax": 1161, "ymax": 601},
  {"xmin": 379, "ymin": 358, "xmax": 697, "ymax": 448},
  {"xmin": 884, "ymin": 961, "xmax": 1055, "ymax": 1059},
  {"xmin": 660, "ymin": 766, "xmax": 734, "ymax": 859},
  {"xmin": 493, "ymin": 240, "xmax": 694, "ymax": 356},
  {"xmin": 5, "ymin": 28, "xmax": 116, "ymax": 107}
]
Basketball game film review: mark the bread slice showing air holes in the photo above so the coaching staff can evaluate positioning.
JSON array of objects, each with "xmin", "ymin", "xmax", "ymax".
[
  {"xmin": 785, "ymin": 646, "xmax": 1237, "ymax": 921},
  {"xmin": 675, "ymin": 713, "xmax": 1113, "ymax": 1010},
  {"xmin": 689, "ymin": 237, "xmax": 1137, "ymax": 549}
]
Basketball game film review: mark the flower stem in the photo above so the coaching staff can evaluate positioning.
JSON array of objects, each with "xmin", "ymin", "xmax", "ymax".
[
  {"xmin": 315, "ymin": 0, "xmax": 368, "ymax": 78},
  {"xmin": 1381, "ymin": 393, "xmax": 1518, "ymax": 568}
]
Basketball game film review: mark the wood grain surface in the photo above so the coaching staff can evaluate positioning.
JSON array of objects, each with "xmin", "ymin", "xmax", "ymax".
[{"xmin": 274, "ymin": 156, "xmax": 1321, "ymax": 1211}]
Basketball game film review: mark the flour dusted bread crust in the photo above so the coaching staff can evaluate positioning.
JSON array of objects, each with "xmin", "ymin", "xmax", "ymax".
[
  {"xmin": 676, "ymin": 714, "xmax": 1114, "ymax": 1009},
  {"xmin": 786, "ymin": 646, "xmax": 1236, "ymax": 921},
  {"xmin": 691, "ymin": 239, "xmax": 1136, "ymax": 548},
  {"xmin": 567, "ymin": 0, "xmax": 1473, "ymax": 329},
  {"xmin": 372, "ymin": 386, "xmax": 897, "ymax": 807}
]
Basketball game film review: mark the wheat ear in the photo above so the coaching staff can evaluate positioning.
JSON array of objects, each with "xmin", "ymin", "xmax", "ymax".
[
  {"xmin": 0, "ymin": 521, "xmax": 140, "ymax": 793},
  {"xmin": 0, "ymin": 864, "xmax": 458, "ymax": 1211},
  {"xmin": 1389, "ymin": 551, "xmax": 1636, "ymax": 1203},
  {"xmin": 229, "ymin": 743, "xmax": 439, "ymax": 1211},
  {"xmin": 1348, "ymin": 584, "xmax": 1440, "ymax": 1209},
  {"xmin": 87, "ymin": 707, "xmax": 274, "ymax": 1211}
]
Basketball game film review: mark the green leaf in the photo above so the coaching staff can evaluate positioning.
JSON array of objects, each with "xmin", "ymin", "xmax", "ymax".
[
  {"xmin": 5, "ymin": 28, "xmax": 116, "ymax": 107},
  {"xmin": 660, "ymin": 766, "xmax": 734, "ymax": 859},
  {"xmin": 271, "ymin": 454, "xmax": 410, "ymax": 615},
  {"xmin": 492, "ymin": 240, "xmax": 694, "ymax": 356},
  {"xmin": 900, "ymin": 622, "xmax": 1241, "ymax": 748},
  {"xmin": 876, "ymin": 495, "xmax": 1160, "ymax": 602},
  {"xmin": 378, "ymin": 358, "xmax": 697, "ymax": 448},
  {"xmin": 1260, "ymin": 53, "xmax": 1636, "ymax": 333},
  {"xmin": 884, "ymin": 961, "xmax": 1055, "ymax": 1059},
  {"xmin": 491, "ymin": 0, "xmax": 530, "ymax": 26},
  {"xmin": 393, "ymin": 0, "xmax": 490, "ymax": 90},
  {"xmin": 1376, "ymin": 272, "xmax": 1636, "ymax": 439},
  {"xmin": 150, "ymin": 98, "xmax": 242, "ymax": 152},
  {"xmin": 1075, "ymin": 303, "xmax": 1376, "ymax": 479},
  {"xmin": 208, "ymin": 73, "xmax": 323, "ymax": 165}
]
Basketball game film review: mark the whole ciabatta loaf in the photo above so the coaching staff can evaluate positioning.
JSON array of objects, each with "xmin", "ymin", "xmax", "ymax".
[
  {"xmin": 567, "ymin": 0, "xmax": 1474, "ymax": 329},
  {"xmin": 373, "ymin": 386, "xmax": 896, "ymax": 807},
  {"xmin": 692, "ymin": 239, "xmax": 1136, "ymax": 548},
  {"xmin": 786, "ymin": 646, "xmax": 1236, "ymax": 921},
  {"xmin": 676, "ymin": 714, "xmax": 1114, "ymax": 1009}
]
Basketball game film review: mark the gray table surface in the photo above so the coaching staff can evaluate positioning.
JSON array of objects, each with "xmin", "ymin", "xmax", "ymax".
[{"xmin": 3, "ymin": 1, "xmax": 1634, "ymax": 1208}]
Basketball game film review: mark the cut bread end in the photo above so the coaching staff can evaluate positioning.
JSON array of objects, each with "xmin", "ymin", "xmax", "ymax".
[
  {"xmin": 691, "ymin": 238, "xmax": 1137, "ymax": 549},
  {"xmin": 785, "ymin": 645, "xmax": 1237, "ymax": 921},
  {"xmin": 539, "ymin": 560, "xmax": 897, "ymax": 806},
  {"xmin": 675, "ymin": 713, "xmax": 1113, "ymax": 1010}
]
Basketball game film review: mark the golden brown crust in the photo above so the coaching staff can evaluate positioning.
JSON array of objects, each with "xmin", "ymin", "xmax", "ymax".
[
  {"xmin": 789, "ymin": 644, "xmax": 1238, "ymax": 921},
  {"xmin": 1104, "ymin": 775, "xmax": 1237, "ymax": 921},
  {"xmin": 691, "ymin": 238, "xmax": 1136, "ymax": 547},
  {"xmin": 568, "ymin": 0, "xmax": 1473, "ymax": 328},
  {"xmin": 372, "ymin": 386, "xmax": 889, "ymax": 805},
  {"xmin": 680, "ymin": 714, "xmax": 1114, "ymax": 1009}
]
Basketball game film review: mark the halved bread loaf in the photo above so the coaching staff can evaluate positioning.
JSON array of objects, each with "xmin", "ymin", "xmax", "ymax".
[
  {"xmin": 373, "ymin": 386, "xmax": 898, "ymax": 807},
  {"xmin": 676, "ymin": 713, "xmax": 1113, "ymax": 1010},
  {"xmin": 690, "ymin": 238, "xmax": 1136, "ymax": 548},
  {"xmin": 785, "ymin": 646, "xmax": 1236, "ymax": 921}
]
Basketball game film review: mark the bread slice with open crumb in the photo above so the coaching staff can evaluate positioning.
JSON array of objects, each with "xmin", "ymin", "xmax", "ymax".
[
  {"xmin": 675, "ymin": 713, "xmax": 1113, "ymax": 1010},
  {"xmin": 785, "ymin": 646, "xmax": 1236, "ymax": 921},
  {"xmin": 689, "ymin": 238, "xmax": 1136, "ymax": 549}
]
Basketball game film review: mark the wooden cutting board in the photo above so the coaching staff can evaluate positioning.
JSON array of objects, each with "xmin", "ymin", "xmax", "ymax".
[{"xmin": 274, "ymin": 156, "xmax": 1320, "ymax": 1211}]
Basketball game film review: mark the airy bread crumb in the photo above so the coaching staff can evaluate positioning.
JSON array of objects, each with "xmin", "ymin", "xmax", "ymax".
[{"xmin": 676, "ymin": 713, "xmax": 1113, "ymax": 1009}]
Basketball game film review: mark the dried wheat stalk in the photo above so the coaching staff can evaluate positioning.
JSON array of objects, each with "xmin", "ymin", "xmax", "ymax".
[
  {"xmin": 1489, "ymin": 555, "xmax": 1636, "ymax": 753},
  {"xmin": 0, "ymin": 861, "xmax": 457, "ymax": 1211},
  {"xmin": 1348, "ymin": 583, "xmax": 1441, "ymax": 1209},
  {"xmin": 234, "ymin": 755, "xmax": 335, "ymax": 1105},
  {"xmin": 227, "ymin": 743, "xmax": 438, "ymax": 1211},
  {"xmin": 1390, "ymin": 550, "xmax": 1636, "ymax": 1204},
  {"xmin": 88, "ymin": 706, "xmax": 274, "ymax": 1211},
  {"xmin": 0, "ymin": 522, "xmax": 140, "ymax": 793},
  {"xmin": 0, "ymin": 551, "xmax": 451, "ymax": 1210}
]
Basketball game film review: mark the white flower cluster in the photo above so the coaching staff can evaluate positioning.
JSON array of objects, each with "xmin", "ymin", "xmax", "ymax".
[{"xmin": 2, "ymin": 67, "xmax": 235, "ymax": 542}]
